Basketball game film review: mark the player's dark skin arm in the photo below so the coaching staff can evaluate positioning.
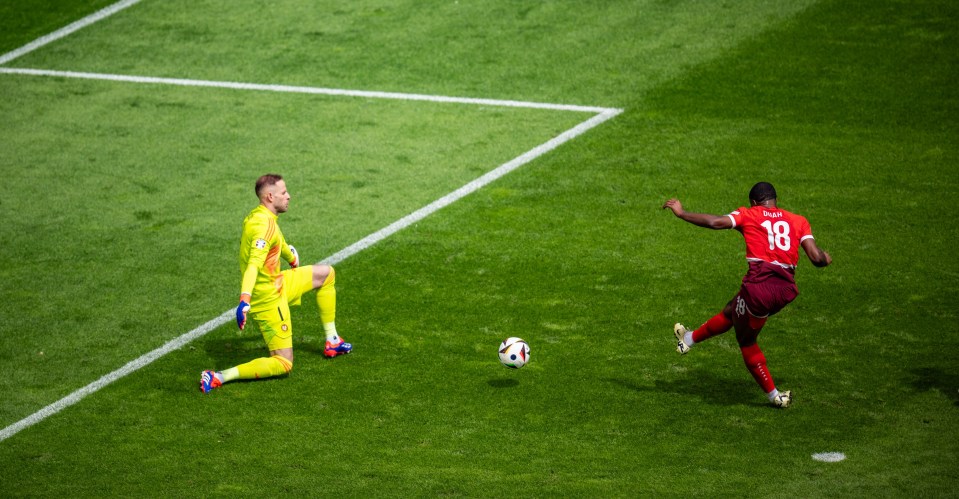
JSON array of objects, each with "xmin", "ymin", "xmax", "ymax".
[
  {"xmin": 664, "ymin": 197, "xmax": 833, "ymax": 267},
  {"xmin": 801, "ymin": 238, "xmax": 832, "ymax": 267},
  {"xmin": 662, "ymin": 198, "xmax": 733, "ymax": 230}
]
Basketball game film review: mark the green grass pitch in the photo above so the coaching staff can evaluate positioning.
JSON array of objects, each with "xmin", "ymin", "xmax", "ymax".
[{"xmin": 0, "ymin": 0, "xmax": 957, "ymax": 496}]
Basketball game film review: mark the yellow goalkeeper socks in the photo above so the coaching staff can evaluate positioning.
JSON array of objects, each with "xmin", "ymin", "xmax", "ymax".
[
  {"xmin": 317, "ymin": 267, "xmax": 338, "ymax": 341},
  {"xmin": 229, "ymin": 355, "xmax": 292, "ymax": 381},
  {"xmin": 221, "ymin": 367, "xmax": 239, "ymax": 383}
]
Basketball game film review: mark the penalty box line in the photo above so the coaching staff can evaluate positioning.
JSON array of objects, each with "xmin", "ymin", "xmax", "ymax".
[
  {"xmin": 0, "ymin": 0, "xmax": 624, "ymax": 444},
  {"xmin": 0, "ymin": 67, "xmax": 615, "ymax": 114},
  {"xmin": 0, "ymin": 70, "xmax": 622, "ymax": 442},
  {"xmin": 0, "ymin": 0, "xmax": 144, "ymax": 66}
]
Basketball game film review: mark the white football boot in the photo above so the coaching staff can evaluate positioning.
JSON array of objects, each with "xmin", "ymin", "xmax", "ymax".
[{"xmin": 673, "ymin": 323, "xmax": 691, "ymax": 355}]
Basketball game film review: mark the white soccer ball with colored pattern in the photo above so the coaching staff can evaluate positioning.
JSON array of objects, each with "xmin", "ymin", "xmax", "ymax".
[{"xmin": 498, "ymin": 337, "xmax": 530, "ymax": 369}]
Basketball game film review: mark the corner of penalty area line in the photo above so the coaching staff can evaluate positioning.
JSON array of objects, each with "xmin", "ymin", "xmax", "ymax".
[{"xmin": 0, "ymin": 75, "xmax": 623, "ymax": 445}]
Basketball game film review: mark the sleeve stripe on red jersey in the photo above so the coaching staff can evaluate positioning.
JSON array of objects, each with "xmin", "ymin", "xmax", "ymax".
[{"xmin": 727, "ymin": 214, "xmax": 737, "ymax": 228}]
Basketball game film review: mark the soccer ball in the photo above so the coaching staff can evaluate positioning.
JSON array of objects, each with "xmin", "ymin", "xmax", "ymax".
[{"xmin": 498, "ymin": 337, "xmax": 530, "ymax": 369}]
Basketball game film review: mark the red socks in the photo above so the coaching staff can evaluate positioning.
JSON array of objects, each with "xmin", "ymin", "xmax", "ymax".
[
  {"xmin": 692, "ymin": 312, "xmax": 733, "ymax": 343},
  {"xmin": 691, "ymin": 311, "xmax": 777, "ymax": 394},
  {"xmin": 740, "ymin": 343, "xmax": 776, "ymax": 393}
]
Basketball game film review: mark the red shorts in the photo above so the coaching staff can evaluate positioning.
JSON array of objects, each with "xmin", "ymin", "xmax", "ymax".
[{"xmin": 736, "ymin": 261, "xmax": 799, "ymax": 318}]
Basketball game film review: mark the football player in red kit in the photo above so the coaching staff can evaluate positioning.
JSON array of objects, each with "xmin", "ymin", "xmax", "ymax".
[{"xmin": 663, "ymin": 182, "xmax": 831, "ymax": 408}]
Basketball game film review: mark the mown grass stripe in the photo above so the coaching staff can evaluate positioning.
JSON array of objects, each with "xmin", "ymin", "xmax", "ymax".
[
  {"xmin": 0, "ymin": 105, "xmax": 620, "ymax": 443},
  {"xmin": 0, "ymin": 0, "xmax": 143, "ymax": 66}
]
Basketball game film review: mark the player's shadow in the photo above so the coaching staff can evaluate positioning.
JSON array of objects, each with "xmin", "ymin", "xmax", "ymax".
[
  {"xmin": 910, "ymin": 367, "xmax": 959, "ymax": 407},
  {"xmin": 487, "ymin": 378, "xmax": 520, "ymax": 388},
  {"xmin": 201, "ymin": 335, "xmax": 267, "ymax": 367},
  {"xmin": 202, "ymin": 334, "xmax": 330, "ymax": 367},
  {"xmin": 606, "ymin": 368, "xmax": 759, "ymax": 407},
  {"xmin": 295, "ymin": 335, "xmax": 333, "ymax": 357}
]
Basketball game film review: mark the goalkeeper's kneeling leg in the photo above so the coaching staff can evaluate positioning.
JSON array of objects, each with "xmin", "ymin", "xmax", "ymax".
[{"xmin": 236, "ymin": 355, "xmax": 292, "ymax": 379}]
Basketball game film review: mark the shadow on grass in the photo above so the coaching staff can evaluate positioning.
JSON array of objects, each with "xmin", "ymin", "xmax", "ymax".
[
  {"xmin": 487, "ymin": 378, "xmax": 520, "ymax": 389},
  {"xmin": 606, "ymin": 368, "xmax": 762, "ymax": 408},
  {"xmin": 910, "ymin": 367, "xmax": 959, "ymax": 407},
  {"xmin": 200, "ymin": 333, "xmax": 330, "ymax": 368}
]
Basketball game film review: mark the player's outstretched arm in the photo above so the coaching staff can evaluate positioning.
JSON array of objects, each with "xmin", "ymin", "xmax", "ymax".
[
  {"xmin": 801, "ymin": 238, "xmax": 832, "ymax": 267},
  {"xmin": 662, "ymin": 198, "xmax": 733, "ymax": 230}
]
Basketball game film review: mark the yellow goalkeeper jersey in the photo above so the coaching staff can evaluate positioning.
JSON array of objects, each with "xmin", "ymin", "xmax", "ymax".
[{"xmin": 238, "ymin": 204, "xmax": 296, "ymax": 312}]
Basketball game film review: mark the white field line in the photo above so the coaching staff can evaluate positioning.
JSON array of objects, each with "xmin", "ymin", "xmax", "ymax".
[
  {"xmin": 0, "ymin": 67, "xmax": 614, "ymax": 114},
  {"xmin": 323, "ymin": 108, "xmax": 622, "ymax": 264},
  {"xmin": 0, "ymin": 0, "xmax": 623, "ymax": 446},
  {"xmin": 0, "ymin": 105, "xmax": 622, "ymax": 443},
  {"xmin": 0, "ymin": 0, "xmax": 144, "ymax": 66}
]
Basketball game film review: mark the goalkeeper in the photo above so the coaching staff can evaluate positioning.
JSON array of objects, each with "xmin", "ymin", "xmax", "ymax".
[{"xmin": 200, "ymin": 174, "xmax": 351, "ymax": 393}]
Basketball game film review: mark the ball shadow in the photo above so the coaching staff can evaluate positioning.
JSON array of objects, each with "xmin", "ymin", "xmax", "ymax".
[{"xmin": 487, "ymin": 378, "xmax": 520, "ymax": 389}]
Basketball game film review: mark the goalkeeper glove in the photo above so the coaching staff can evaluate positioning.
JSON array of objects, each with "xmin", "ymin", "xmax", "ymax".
[
  {"xmin": 289, "ymin": 245, "xmax": 299, "ymax": 268},
  {"xmin": 236, "ymin": 294, "xmax": 251, "ymax": 330}
]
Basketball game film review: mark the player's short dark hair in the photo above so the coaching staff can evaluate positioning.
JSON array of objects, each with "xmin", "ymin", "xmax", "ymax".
[
  {"xmin": 749, "ymin": 182, "xmax": 777, "ymax": 203},
  {"xmin": 255, "ymin": 174, "xmax": 284, "ymax": 198}
]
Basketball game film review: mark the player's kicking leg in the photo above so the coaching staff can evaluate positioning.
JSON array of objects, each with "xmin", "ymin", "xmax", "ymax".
[{"xmin": 673, "ymin": 303, "xmax": 736, "ymax": 355}]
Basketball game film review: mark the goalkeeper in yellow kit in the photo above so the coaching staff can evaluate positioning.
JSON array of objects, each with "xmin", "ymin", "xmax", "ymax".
[{"xmin": 200, "ymin": 174, "xmax": 351, "ymax": 393}]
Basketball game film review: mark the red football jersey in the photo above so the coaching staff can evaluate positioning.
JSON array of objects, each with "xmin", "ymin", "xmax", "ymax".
[{"xmin": 727, "ymin": 205, "xmax": 813, "ymax": 270}]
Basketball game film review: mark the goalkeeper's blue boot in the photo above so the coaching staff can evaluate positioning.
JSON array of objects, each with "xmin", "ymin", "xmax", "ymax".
[
  {"xmin": 199, "ymin": 370, "xmax": 222, "ymax": 393},
  {"xmin": 324, "ymin": 338, "xmax": 352, "ymax": 358}
]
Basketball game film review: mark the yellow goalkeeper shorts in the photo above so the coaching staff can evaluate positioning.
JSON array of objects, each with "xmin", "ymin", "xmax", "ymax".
[{"xmin": 251, "ymin": 266, "xmax": 314, "ymax": 351}]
